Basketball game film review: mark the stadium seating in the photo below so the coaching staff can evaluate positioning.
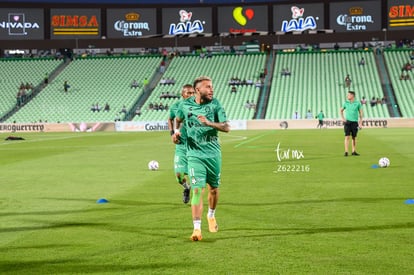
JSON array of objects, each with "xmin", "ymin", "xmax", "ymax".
[
  {"xmin": 5, "ymin": 56, "xmax": 162, "ymax": 123},
  {"xmin": 265, "ymin": 50, "xmax": 389, "ymax": 120},
  {"xmin": 0, "ymin": 58, "xmax": 63, "ymax": 119},
  {"xmin": 383, "ymin": 50, "xmax": 414, "ymax": 118},
  {"xmin": 134, "ymin": 53, "xmax": 267, "ymax": 121},
  {"xmin": 3, "ymin": 49, "xmax": 413, "ymax": 123}
]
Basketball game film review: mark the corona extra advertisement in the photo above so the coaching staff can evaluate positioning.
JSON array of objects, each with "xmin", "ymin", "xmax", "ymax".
[
  {"xmin": 162, "ymin": 7, "xmax": 212, "ymax": 35},
  {"xmin": 388, "ymin": 0, "xmax": 414, "ymax": 29},
  {"xmin": 273, "ymin": 3, "xmax": 324, "ymax": 33},
  {"xmin": 217, "ymin": 5, "xmax": 268, "ymax": 34},
  {"xmin": 0, "ymin": 9, "xmax": 44, "ymax": 40},
  {"xmin": 330, "ymin": 1, "xmax": 381, "ymax": 32},
  {"xmin": 50, "ymin": 9, "xmax": 101, "ymax": 39},
  {"xmin": 107, "ymin": 9, "xmax": 156, "ymax": 38}
]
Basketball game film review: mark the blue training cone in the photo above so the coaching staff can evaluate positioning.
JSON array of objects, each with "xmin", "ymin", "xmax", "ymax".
[
  {"xmin": 405, "ymin": 199, "xmax": 414, "ymax": 204},
  {"xmin": 371, "ymin": 164, "xmax": 379, "ymax": 169},
  {"xmin": 97, "ymin": 198, "xmax": 109, "ymax": 204}
]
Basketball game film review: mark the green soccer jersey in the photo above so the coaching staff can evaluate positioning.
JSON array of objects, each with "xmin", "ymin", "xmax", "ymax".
[
  {"xmin": 342, "ymin": 100, "xmax": 362, "ymax": 122},
  {"xmin": 317, "ymin": 112, "xmax": 324, "ymax": 120},
  {"xmin": 169, "ymin": 100, "xmax": 188, "ymax": 147},
  {"xmin": 176, "ymin": 96, "xmax": 227, "ymax": 158}
]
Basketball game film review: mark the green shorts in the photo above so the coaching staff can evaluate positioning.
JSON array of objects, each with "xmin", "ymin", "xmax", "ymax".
[
  {"xmin": 174, "ymin": 145, "xmax": 188, "ymax": 174},
  {"xmin": 188, "ymin": 156, "xmax": 222, "ymax": 189}
]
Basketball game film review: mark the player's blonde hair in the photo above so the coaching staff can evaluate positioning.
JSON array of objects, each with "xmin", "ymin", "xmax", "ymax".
[{"xmin": 193, "ymin": 76, "xmax": 212, "ymax": 89}]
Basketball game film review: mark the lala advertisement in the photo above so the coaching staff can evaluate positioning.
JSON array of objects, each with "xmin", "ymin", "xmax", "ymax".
[
  {"xmin": 273, "ymin": 3, "xmax": 324, "ymax": 33},
  {"xmin": 162, "ymin": 7, "xmax": 212, "ymax": 35}
]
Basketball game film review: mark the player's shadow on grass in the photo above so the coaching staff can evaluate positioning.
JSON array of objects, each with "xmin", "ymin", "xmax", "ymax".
[
  {"xmin": 0, "ymin": 258, "xmax": 180, "ymax": 274},
  {"xmin": 219, "ymin": 222, "xmax": 414, "ymax": 239},
  {"xmin": 0, "ymin": 207, "xmax": 117, "ymax": 217},
  {"xmin": 222, "ymin": 197, "xmax": 407, "ymax": 206},
  {"xmin": 0, "ymin": 221, "xmax": 107, "ymax": 233},
  {"xmin": 41, "ymin": 197, "xmax": 180, "ymax": 207}
]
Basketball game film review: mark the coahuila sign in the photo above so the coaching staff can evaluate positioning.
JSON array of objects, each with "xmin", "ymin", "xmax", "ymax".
[
  {"xmin": 168, "ymin": 9, "xmax": 204, "ymax": 35},
  {"xmin": 281, "ymin": 6, "xmax": 318, "ymax": 32},
  {"xmin": 0, "ymin": 13, "xmax": 40, "ymax": 35},
  {"xmin": 336, "ymin": 7, "xmax": 374, "ymax": 31},
  {"xmin": 114, "ymin": 12, "xmax": 150, "ymax": 37}
]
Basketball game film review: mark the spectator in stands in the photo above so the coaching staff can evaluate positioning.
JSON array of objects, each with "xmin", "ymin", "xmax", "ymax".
[
  {"xmin": 229, "ymin": 77, "xmax": 240, "ymax": 86},
  {"xmin": 381, "ymin": 97, "xmax": 387, "ymax": 105},
  {"xmin": 114, "ymin": 113, "xmax": 121, "ymax": 122},
  {"xmin": 251, "ymin": 102, "xmax": 256, "ymax": 110},
  {"xmin": 44, "ymin": 73, "xmax": 49, "ymax": 85},
  {"xmin": 410, "ymin": 50, "xmax": 414, "ymax": 60},
  {"xmin": 95, "ymin": 103, "xmax": 101, "ymax": 112},
  {"xmin": 159, "ymin": 102, "xmax": 165, "ymax": 111},
  {"xmin": 159, "ymin": 60, "xmax": 166, "ymax": 73},
  {"xmin": 104, "ymin": 103, "xmax": 110, "ymax": 112},
  {"xmin": 358, "ymin": 57, "xmax": 365, "ymax": 66},
  {"xmin": 292, "ymin": 111, "xmax": 301, "ymax": 119},
  {"xmin": 403, "ymin": 62, "xmax": 412, "ymax": 71},
  {"xmin": 370, "ymin": 97, "xmax": 377, "ymax": 107},
  {"xmin": 400, "ymin": 71, "xmax": 410, "ymax": 80},
  {"xmin": 120, "ymin": 105, "xmax": 127, "ymax": 114},
  {"xmin": 231, "ymin": 86, "xmax": 237, "ymax": 94},
  {"xmin": 63, "ymin": 81, "xmax": 70, "ymax": 92},
  {"xmin": 131, "ymin": 80, "xmax": 139, "ymax": 88},
  {"xmin": 91, "ymin": 104, "xmax": 96, "ymax": 112},
  {"xmin": 376, "ymin": 98, "xmax": 382, "ymax": 105},
  {"xmin": 135, "ymin": 107, "xmax": 142, "ymax": 117},
  {"xmin": 16, "ymin": 90, "xmax": 24, "ymax": 107},
  {"xmin": 334, "ymin": 43, "xmax": 339, "ymax": 51},
  {"xmin": 255, "ymin": 79, "xmax": 263, "ymax": 88},
  {"xmin": 281, "ymin": 68, "xmax": 291, "ymax": 76},
  {"xmin": 244, "ymin": 100, "xmax": 251, "ymax": 109},
  {"xmin": 143, "ymin": 78, "xmax": 149, "ymax": 87},
  {"xmin": 345, "ymin": 74, "xmax": 352, "ymax": 88},
  {"xmin": 360, "ymin": 96, "xmax": 367, "ymax": 105},
  {"xmin": 306, "ymin": 109, "xmax": 313, "ymax": 119}
]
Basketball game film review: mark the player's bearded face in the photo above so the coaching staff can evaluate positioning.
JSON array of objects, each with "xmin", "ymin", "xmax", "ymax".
[{"xmin": 197, "ymin": 81, "xmax": 213, "ymax": 102}]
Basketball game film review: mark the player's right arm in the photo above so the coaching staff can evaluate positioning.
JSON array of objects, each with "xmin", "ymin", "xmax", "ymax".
[
  {"xmin": 340, "ymin": 103, "xmax": 346, "ymax": 123},
  {"xmin": 172, "ymin": 102, "xmax": 185, "ymax": 144}
]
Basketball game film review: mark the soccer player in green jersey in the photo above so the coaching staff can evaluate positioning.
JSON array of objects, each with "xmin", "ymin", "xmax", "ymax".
[
  {"xmin": 340, "ymin": 91, "xmax": 363, "ymax": 156},
  {"xmin": 173, "ymin": 76, "xmax": 230, "ymax": 241},
  {"xmin": 316, "ymin": 110, "xmax": 325, "ymax": 129},
  {"xmin": 168, "ymin": 84, "xmax": 194, "ymax": 204}
]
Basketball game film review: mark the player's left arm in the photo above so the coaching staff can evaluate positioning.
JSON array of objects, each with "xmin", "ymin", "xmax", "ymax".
[
  {"xmin": 197, "ymin": 115, "xmax": 230, "ymax": 133},
  {"xmin": 197, "ymin": 103, "xmax": 230, "ymax": 133}
]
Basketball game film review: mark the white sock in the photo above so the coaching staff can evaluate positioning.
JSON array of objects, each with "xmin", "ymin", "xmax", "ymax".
[
  {"xmin": 193, "ymin": 219, "xmax": 201, "ymax": 230},
  {"xmin": 208, "ymin": 208, "xmax": 215, "ymax": 218}
]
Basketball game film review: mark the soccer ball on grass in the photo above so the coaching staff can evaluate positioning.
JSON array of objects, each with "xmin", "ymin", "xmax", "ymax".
[
  {"xmin": 148, "ymin": 160, "xmax": 159, "ymax": 171},
  {"xmin": 378, "ymin": 157, "xmax": 390, "ymax": 168}
]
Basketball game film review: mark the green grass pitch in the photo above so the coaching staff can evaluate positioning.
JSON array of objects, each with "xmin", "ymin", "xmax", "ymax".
[{"xmin": 0, "ymin": 128, "xmax": 413, "ymax": 274}]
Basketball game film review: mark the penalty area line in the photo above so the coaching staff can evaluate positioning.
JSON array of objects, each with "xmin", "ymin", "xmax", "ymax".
[{"xmin": 234, "ymin": 133, "xmax": 270, "ymax": 148}]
